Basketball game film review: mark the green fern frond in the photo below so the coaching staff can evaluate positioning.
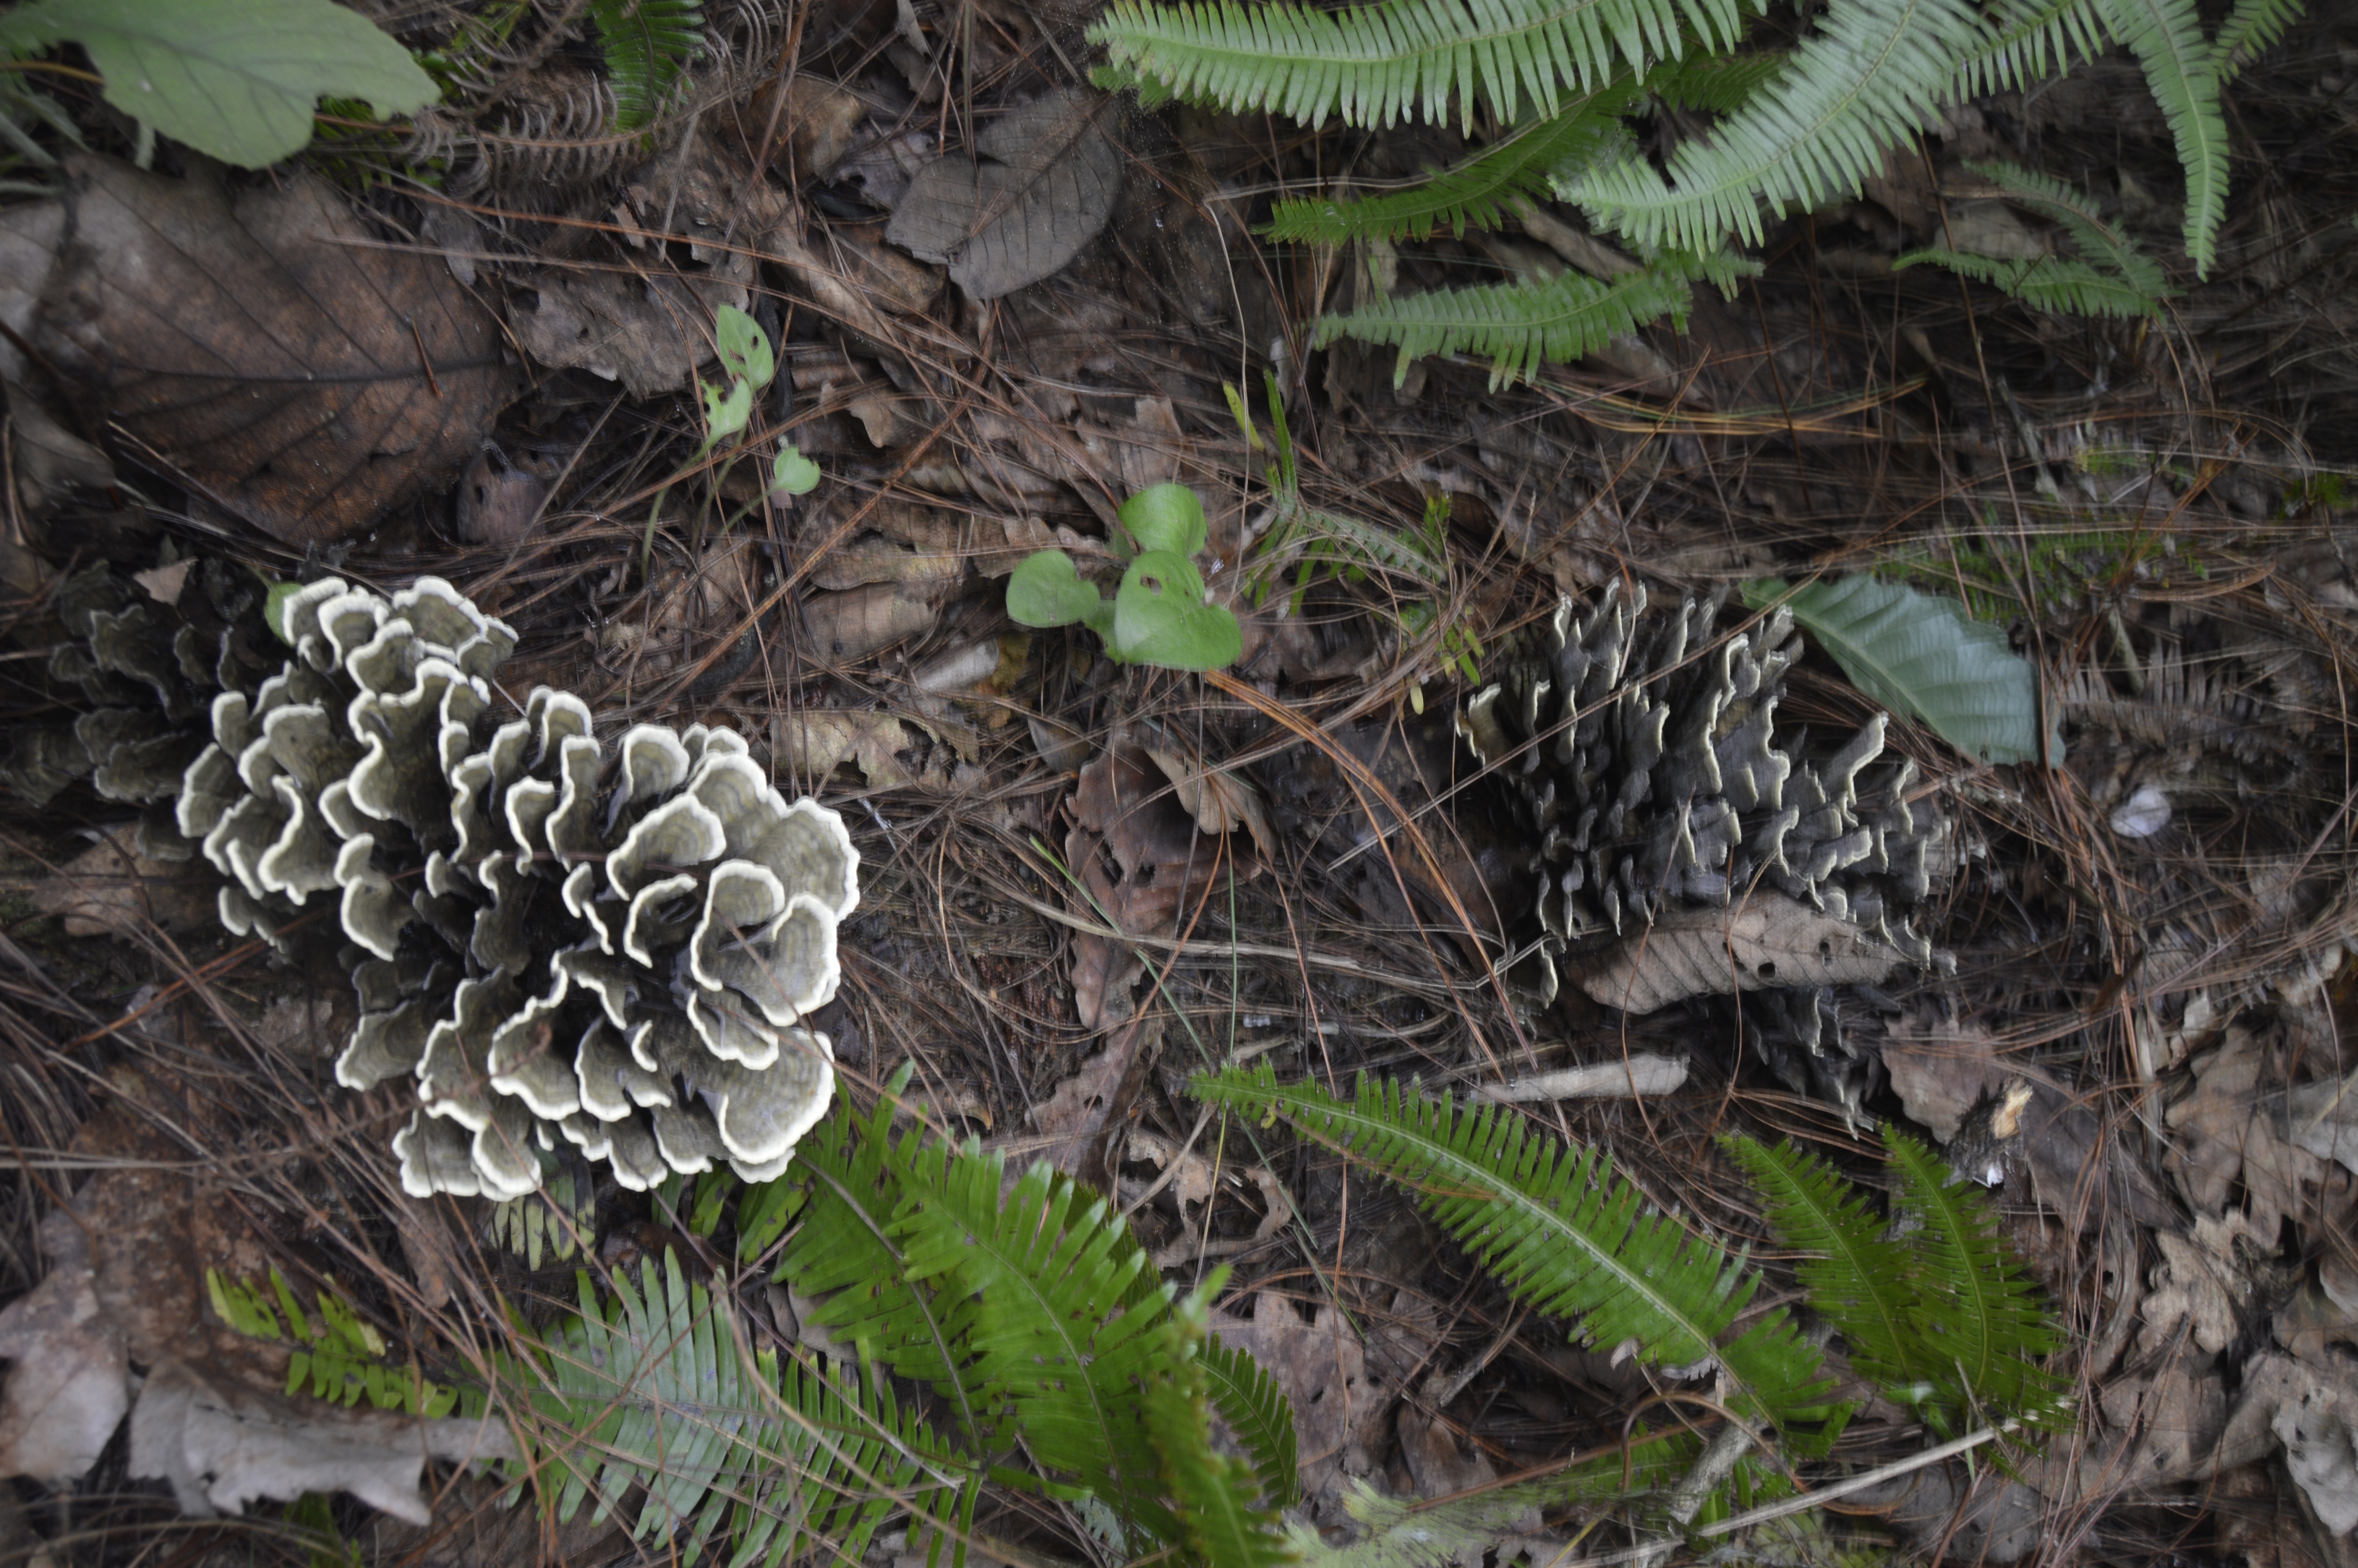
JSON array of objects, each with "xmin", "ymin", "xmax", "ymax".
[
  {"xmin": 1953, "ymin": 0, "xmax": 2109, "ymax": 96},
  {"xmin": 1152, "ymin": 1292, "xmax": 1294, "ymax": 1568},
  {"xmin": 1895, "ymin": 250, "xmax": 2165, "ymax": 315},
  {"xmin": 1883, "ymin": 1132, "xmax": 2070, "ymax": 1434},
  {"xmin": 1562, "ymin": 0, "xmax": 1989, "ymax": 253},
  {"xmin": 777, "ymin": 1083, "xmax": 985, "ymax": 1429},
  {"xmin": 1200, "ymin": 1334, "xmax": 1301, "ymax": 1507},
  {"xmin": 1645, "ymin": 47, "xmax": 1784, "ymax": 110},
  {"xmin": 1087, "ymin": 0, "xmax": 1757, "ymax": 132},
  {"xmin": 516, "ymin": 1249, "xmax": 974, "ymax": 1553},
  {"xmin": 889, "ymin": 1138, "xmax": 1185, "ymax": 1539},
  {"xmin": 1194, "ymin": 1066, "xmax": 1843, "ymax": 1448},
  {"xmin": 1725, "ymin": 1138, "xmax": 1923, "ymax": 1406},
  {"xmin": 2211, "ymin": 0, "xmax": 2306, "ymax": 83},
  {"xmin": 2092, "ymin": 0, "xmax": 2225, "ymax": 275},
  {"xmin": 1313, "ymin": 249, "xmax": 1712, "ymax": 388},
  {"xmin": 1895, "ymin": 160, "xmax": 2170, "ymax": 317},
  {"xmin": 589, "ymin": 0, "xmax": 704, "ymax": 132},
  {"xmin": 1266, "ymin": 92, "xmax": 1634, "ymax": 244}
]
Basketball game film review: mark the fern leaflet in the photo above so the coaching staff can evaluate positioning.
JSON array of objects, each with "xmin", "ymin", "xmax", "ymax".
[
  {"xmin": 1561, "ymin": 0, "xmax": 1991, "ymax": 253},
  {"xmin": 589, "ymin": 0, "xmax": 704, "ymax": 132},
  {"xmin": 1883, "ymin": 1132, "xmax": 2071, "ymax": 1434},
  {"xmin": 1896, "ymin": 158, "xmax": 2169, "ymax": 316},
  {"xmin": 1194, "ymin": 1066, "xmax": 1843, "ymax": 1448},
  {"xmin": 1314, "ymin": 249, "xmax": 1715, "ymax": 388},
  {"xmin": 2093, "ymin": 0, "xmax": 2225, "ymax": 275},
  {"xmin": 1200, "ymin": 1334, "xmax": 1302, "ymax": 1506},
  {"xmin": 2211, "ymin": 0, "xmax": 2305, "ymax": 82},
  {"xmin": 509, "ymin": 1249, "xmax": 974, "ymax": 1555},
  {"xmin": 1266, "ymin": 91, "xmax": 1635, "ymax": 244},
  {"xmin": 1954, "ymin": 0, "xmax": 2110, "ymax": 96},
  {"xmin": 1086, "ymin": 0, "xmax": 1757, "ymax": 132}
]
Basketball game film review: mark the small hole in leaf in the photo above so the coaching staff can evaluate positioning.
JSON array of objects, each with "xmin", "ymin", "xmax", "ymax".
[
  {"xmin": 1756, "ymin": 960, "xmax": 1776, "ymax": 980},
  {"xmin": 1140, "ymin": 574, "xmax": 1165, "ymax": 594}
]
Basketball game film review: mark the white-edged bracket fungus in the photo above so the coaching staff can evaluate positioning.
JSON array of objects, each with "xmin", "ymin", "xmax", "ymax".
[
  {"xmin": 1459, "ymin": 584, "xmax": 1949, "ymax": 1115},
  {"xmin": 9, "ymin": 565, "xmax": 857, "ymax": 1200}
]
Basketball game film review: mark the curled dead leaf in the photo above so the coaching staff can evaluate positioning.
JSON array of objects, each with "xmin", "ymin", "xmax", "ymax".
[
  {"xmin": 885, "ymin": 88, "xmax": 1123, "ymax": 299},
  {"xmin": 799, "ymin": 582, "xmax": 941, "ymax": 662},
  {"xmin": 1572, "ymin": 895, "xmax": 1904, "ymax": 1013},
  {"xmin": 1145, "ymin": 743, "xmax": 1275, "ymax": 860},
  {"xmin": 35, "ymin": 831, "xmax": 221, "ymax": 938},
  {"xmin": 6, "ymin": 155, "xmax": 513, "ymax": 545}
]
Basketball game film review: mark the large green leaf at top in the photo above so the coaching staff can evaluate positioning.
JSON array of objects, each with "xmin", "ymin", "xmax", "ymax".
[
  {"xmin": 1746, "ymin": 575, "xmax": 2061, "ymax": 766},
  {"xmin": 0, "ymin": 0, "xmax": 440, "ymax": 168}
]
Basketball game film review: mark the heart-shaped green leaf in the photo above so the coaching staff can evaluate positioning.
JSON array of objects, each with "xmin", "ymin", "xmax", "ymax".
[
  {"xmin": 770, "ymin": 445, "xmax": 821, "ymax": 496},
  {"xmin": 1117, "ymin": 483, "xmax": 1208, "ymax": 559},
  {"xmin": 1008, "ymin": 550, "xmax": 1113, "ymax": 634},
  {"xmin": 1113, "ymin": 550, "xmax": 1241, "ymax": 670},
  {"xmin": 714, "ymin": 305, "xmax": 775, "ymax": 391},
  {"xmin": 700, "ymin": 377, "xmax": 753, "ymax": 452}
]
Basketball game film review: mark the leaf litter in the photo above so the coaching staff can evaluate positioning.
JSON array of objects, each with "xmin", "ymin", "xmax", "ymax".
[{"xmin": 3, "ymin": 4, "xmax": 2358, "ymax": 1564}]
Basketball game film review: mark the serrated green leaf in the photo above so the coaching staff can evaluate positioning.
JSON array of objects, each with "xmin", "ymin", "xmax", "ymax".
[
  {"xmin": 0, "ymin": 0, "xmax": 438, "ymax": 168},
  {"xmin": 1745, "ymin": 575, "xmax": 2061, "ymax": 765},
  {"xmin": 1113, "ymin": 550, "xmax": 1242, "ymax": 670}
]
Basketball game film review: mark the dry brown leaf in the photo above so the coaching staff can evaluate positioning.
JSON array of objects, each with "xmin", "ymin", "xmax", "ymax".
[
  {"xmin": 1572, "ymin": 894, "xmax": 1903, "ymax": 1013},
  {"xmin": 1396, "ymin": 1402, "xmax": 1499, "ymax": 1500},
  {"xmin": 451, "ymin": 446, "xmax": 546, "ymax": 546},
  {"xmin": 1027, "ymin": 1039, "xmax": 1133, "ymax": 1176},
  {"xmin": 132, "ymin": 558, "xmax": 192, "ymax": 606},
  {"xmin": 1205, "ymin": 1293, "xmax": 1389, "ymax": 1499},
  {"xmin": 2141, "ymin": 1223, "xmax": 2249, "ymax": 1355},
  {"xmin": 2168, "ymin": 1023, "xmax": 2326, "ymax": 1237},
  {"xmin": 1477, "ymin": 1054, "xmax": 1689, "ymax": 1101},
  {"xmin": 1146, "ymin": 744, "xmax": 1275, "ymax": 860},
  {"xmin": 804, "ymin": 502, "xmax": 966, "ymax": 591},
  {"xmin": 747, "ymin": 77, "xmax": 869, "ymax": 180},
  {"xmin": 511, "ymin": 267, "xmax": 730, "ymax": 399},
  {"xmin": 129, "ymin": 1359, "xmax": 515, "ymax": 1524},
  {"xmin": 34, "ymin": 831, "xmax": 219, "ymax": 937},
  {"xmin": 774, "ymin": 710, "xmax": 929, "ymax": 791},
  {"xmin": 6, "ymin": 155, "xmax": 513, "ymax": 545},
  {"xmin": 799, "ymin": 582, "xmax": 941, "ymax": 662},
  {"xmin": 885, "ymin": 88, "xmax": 1123, "ymax": 299},
  {"xmin": 0, "ymin": 1209, "xmax": 127, "ymax": 1483},
  {"xmin": 1065, "ymin": 742, "xmax": 1256, "ymax": 1028}
]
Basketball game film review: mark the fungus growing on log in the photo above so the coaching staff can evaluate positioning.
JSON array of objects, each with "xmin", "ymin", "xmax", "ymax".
[{"xmin": 11, "ymin": 565, "xmax": 856, "ymax": 1200}]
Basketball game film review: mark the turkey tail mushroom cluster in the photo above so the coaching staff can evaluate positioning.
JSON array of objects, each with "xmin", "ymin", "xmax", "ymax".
[
  {"xmin": 1460, "ymin": 584, "xmax": 1949, "ymax": 1111},
  {"xmin": 12, "ymin": 565, "xmax": 856, "ymax": 1200}
]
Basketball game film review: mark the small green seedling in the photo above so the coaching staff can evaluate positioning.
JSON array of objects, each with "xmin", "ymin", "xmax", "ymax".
[
  {"xmin": 644, "ymin": 304, "xmax": 809, "ymax": 572},
  {"xmin": 1007, "ymin": 483, "xmax": 1242, "ymax": 671}
]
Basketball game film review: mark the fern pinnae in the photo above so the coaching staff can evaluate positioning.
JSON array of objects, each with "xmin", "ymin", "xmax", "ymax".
[
  {"xmin": 1195, "ymin": 1067, "xmax": 1839, "ymax": 1446},
  {"xmin": 1200, "ymin": 1334, "xmax": 1302, "ymax": 1507},
  {"xmin": 1954, "ymin": 0, "xmax": 2110, "ymax": 97},
  {"xmin": 589, "ymin": 0, "xmax": 705, "ymax": 131},
  {"xmin": 2210, "ymin": 0, "xmax": 2305, "ymax": 82},
  {"xmin": 1895, "ymin": 250, "xmax": 2167, "ymax": 317},
  {"xmin": 1087, "ymin": 0, "xmax": 1755, "ymax": 132},
  {"xmin": 2092, "ymin": 0, "xmax": 2226, "ymax": 275},
  {"xmin": 1884, "ymin": 1131, "xmax": 2068, "ymax": 1433},
  {"xmin": 1265, "ymin": 94, "xmax": 1633, "ymax": 244},
  {"xmin": 1314, "ymin": 251, "xmax": 1703, "ymax": 388},
  {"xmin": 1726, "ymin": 1138, "xmax": 1913, "ymax": 1403},
  {"xmin": 887, "ymin": 1139, "xmax": 1180, "ymax": 1538},
  {"xmin": 1562, "ymin": 0, "xmax": 1990, "ymax": 254}
]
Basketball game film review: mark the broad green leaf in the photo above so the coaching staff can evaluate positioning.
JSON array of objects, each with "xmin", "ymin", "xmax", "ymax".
[
  {"xmin": 1745, "ymin": 575, "xmax": 2062, "ymax": 766},
  {"xmin": 1117, "ymin": 482, "xmax": 1209, "ymax": 558},
  {"xmin": 769, "ymin": 445, "xmax": 821, "ymax": 495},
  {"xmin": 0, "ymin": 0, "xmax": 440, "ymax": 169},
  {"xmin": 1007, "ymin": 550, "xmax": 1112, "ymax": 631},
  {"xmin": 1112, "ymin": 550, "xmax": 1242, "ymax": 671},
  {"xmin": 698, "ymin": 377, "xmax": 751, "ymax": 451},
  {"xmin": 263, "ymin": 580, "xmax": 303, "ymax": 644},
  {"xmin": 713, "ymin": 304, "xmax": 774, "ymax": 391}
]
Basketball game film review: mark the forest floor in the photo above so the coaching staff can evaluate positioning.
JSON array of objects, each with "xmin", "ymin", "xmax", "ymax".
[{"xmin": 5, "ymin": 0, "xmax": 2358, "ymax": 1564}]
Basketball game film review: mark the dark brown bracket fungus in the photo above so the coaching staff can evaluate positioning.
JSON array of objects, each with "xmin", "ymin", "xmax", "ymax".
[
  {"xmin": 1461, "ymin": 584, "xmax": 1951, "ymax": 1116},
  {"xmin": 13, "ymin": 565, "xmax": 857, "ymax": 1202}
]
